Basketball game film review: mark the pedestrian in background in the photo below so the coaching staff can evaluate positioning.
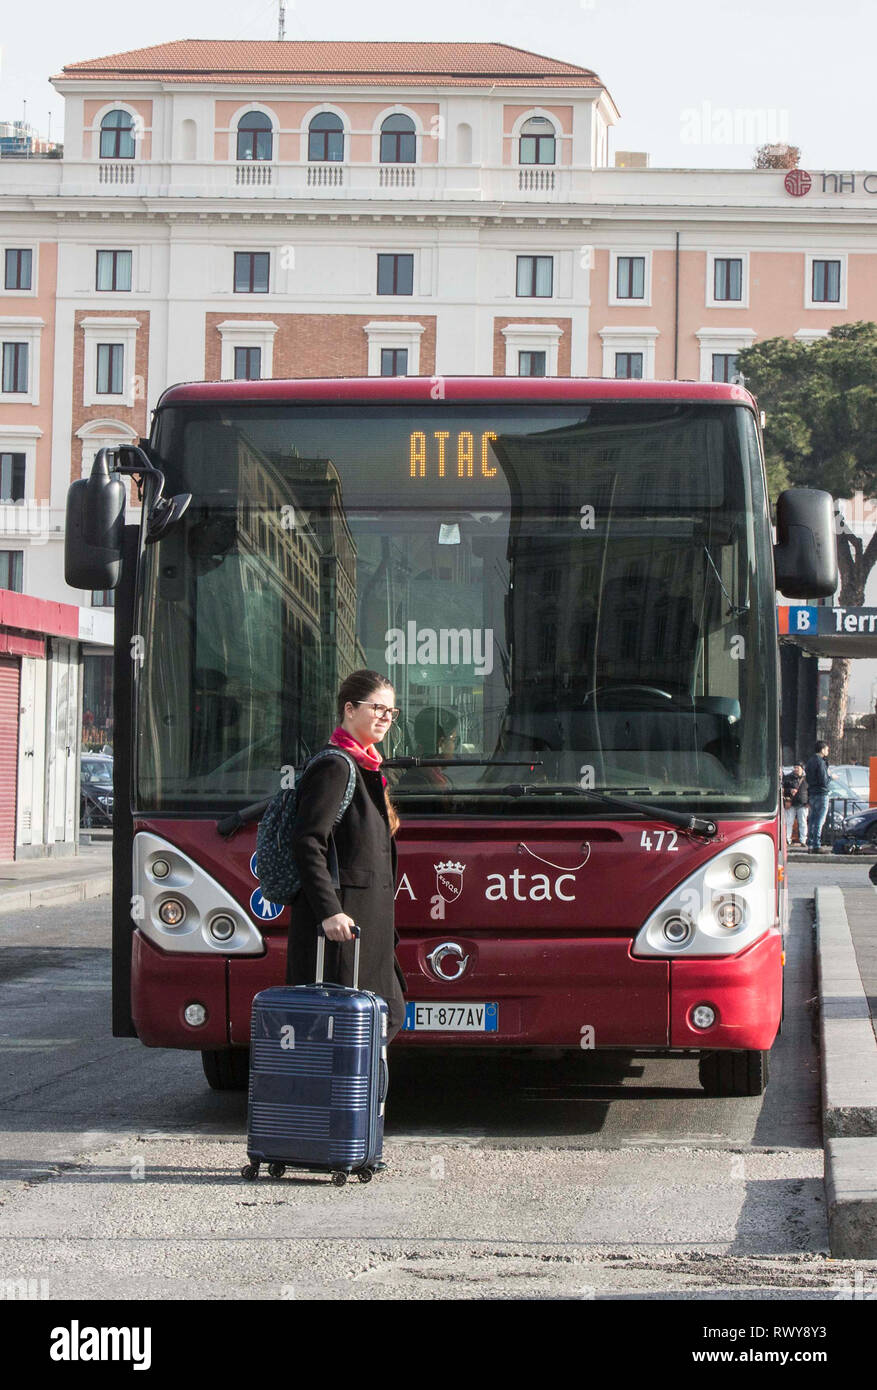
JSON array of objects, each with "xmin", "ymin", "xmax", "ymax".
[
  {"xmin": 804, "ymin": 741, "xmax": 831, "ymax": 853},
  {"xmin": 782, "ymin": 763, "xmax": 809, "ymax": 846}
]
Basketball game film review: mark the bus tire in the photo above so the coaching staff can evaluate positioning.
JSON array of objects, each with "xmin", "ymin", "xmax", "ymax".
[
  {"xmin": 698, "ymin": 1049, "xmax": 770, "ymax": 1097},
  {"xmin": 201, "ymin": 1048, "xmax": 250, "ymax": 1090}
]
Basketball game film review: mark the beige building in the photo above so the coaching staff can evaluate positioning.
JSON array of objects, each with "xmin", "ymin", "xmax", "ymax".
[{"xmin": 0, "ymin": 37, "xmax": 875, "ymax": 622}]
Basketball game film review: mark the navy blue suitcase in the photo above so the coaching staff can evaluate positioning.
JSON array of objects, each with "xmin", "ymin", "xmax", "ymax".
[{"xmin": 241, "ymin": 927, "xmax": 389, "ymax": 1186}]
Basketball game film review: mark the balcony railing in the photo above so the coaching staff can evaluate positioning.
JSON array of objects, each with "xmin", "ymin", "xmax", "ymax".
[
  {"xmin": 2, "ymin": 159, "xmax": 853, "ymax": 210},
  {"xmin": 379, "ymin": 165, "xmax": 417, "ymax": 188},
  {"xmin": 235, "ymin": 162, "xmax": 272, "ymax": 186},
  {"xmin": 519, "ymin": 168, "xmax": 556, "ymax": 192},
  {"xmin": 98, "ymin": 162, "xmax": 137, "ymax": 185},
  {"xmin": 307, "ymin": 164, "xmax": 343, "ymax": 187}
]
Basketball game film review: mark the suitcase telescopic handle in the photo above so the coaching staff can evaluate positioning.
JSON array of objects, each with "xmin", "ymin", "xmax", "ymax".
[{"xmin": 315, "ymin": 923, "xmax": 361, "ymax": 988}]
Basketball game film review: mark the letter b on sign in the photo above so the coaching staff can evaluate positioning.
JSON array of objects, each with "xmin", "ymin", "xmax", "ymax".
[{"xmin": 794, "ymin": 607, "xmax": 814, "ymax": 631}]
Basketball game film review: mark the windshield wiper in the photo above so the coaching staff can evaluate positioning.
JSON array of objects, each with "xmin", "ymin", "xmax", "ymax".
[
  {"xmin": 416, "ymin": 783, "xmax": 717, "ymax": 837},
  {"xmin": 385, "ymin": 757, "xmax": 542, "ymax": 768}
]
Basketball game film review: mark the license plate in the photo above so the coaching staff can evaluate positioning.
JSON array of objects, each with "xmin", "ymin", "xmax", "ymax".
[{"xmin": 403, "ymin": 1002, "xmax": 498, "ymax": 1032}]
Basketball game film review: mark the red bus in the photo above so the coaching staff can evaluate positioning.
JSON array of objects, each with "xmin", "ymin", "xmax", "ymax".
[{"xmin": 65, "ymin": 378, "xmax": 835, "ymax": 1096}]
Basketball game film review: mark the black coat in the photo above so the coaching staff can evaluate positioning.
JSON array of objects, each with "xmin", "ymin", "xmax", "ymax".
[
  {"xmin": 782, "ymin": 772, "xmax": 808, "ymax": 807},
  {"xmin": 285, "ymin": 752, "xmax": 407, "ymax": 1039},
  {"xmin": 804, "ymin": 753, "xmax": 830, "ymax": 792}
]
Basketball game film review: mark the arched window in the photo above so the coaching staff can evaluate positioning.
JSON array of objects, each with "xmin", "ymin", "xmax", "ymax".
[
  {"xmin": 380, "ymin": 114, "xmax": 416, "ymax": 164},
  {"xmin": 99, "ymin": 110, "xmax": 136, "ymax": 159},
  {"xmin": 456, "ymin": 122, "xmax": 473, "ymax": 164},
  {"xmin": 519, "ymin": 116, "xmax": 556, "ymax": 166},
  {"xmin": 237, "ymin": 112, "xmax": 273, "ymax": 161},
  {"xmin": 308, "ymin": 113, "xmax": 344, "ymax": 162}
]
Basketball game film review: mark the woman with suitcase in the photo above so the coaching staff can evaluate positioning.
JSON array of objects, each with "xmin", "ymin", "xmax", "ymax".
[{"xmin": 285, "ymin": 669, "xmax": 408, "ymax": 1039}]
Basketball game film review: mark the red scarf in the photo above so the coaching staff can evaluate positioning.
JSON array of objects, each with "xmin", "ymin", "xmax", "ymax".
[{"xmin": 329, "ymin": 726, "xmax": 384, "ymax": 776}]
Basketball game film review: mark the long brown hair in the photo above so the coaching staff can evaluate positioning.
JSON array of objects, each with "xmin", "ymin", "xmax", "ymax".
[{"xmin": 336, "ymin": 669, "xmax": 400, "ymax": 836}]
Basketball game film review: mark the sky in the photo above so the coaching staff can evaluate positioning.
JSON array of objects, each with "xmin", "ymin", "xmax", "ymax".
[{"xmin": 1, "ymin": 0, "xmax": 874, "ymax": 169}]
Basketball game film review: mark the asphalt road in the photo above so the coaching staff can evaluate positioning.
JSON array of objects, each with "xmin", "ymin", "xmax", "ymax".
[{"xmin": 0, "ymin": 861, "xmax": 874, "ymax": 1300}]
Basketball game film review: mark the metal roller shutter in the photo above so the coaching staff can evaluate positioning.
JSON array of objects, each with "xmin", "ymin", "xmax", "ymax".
[{"xmin": 0, "ymin": 657, "xmax": 20, "ymax": 861}]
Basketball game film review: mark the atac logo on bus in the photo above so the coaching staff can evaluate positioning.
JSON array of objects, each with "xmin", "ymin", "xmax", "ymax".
[{"xmin": 248, "ymin": 851, "xmax": 284, "ymax": 921}]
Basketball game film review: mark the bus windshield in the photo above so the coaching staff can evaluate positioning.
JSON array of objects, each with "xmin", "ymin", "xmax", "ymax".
[{"xmin": 139, "ymin": 400, "xmax": 777, "ymax": 816}]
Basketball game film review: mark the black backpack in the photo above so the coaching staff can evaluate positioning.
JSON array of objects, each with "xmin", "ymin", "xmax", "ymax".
[{"xmin": 255, "ymin": 748, "xmax": 357, "ymax": 906}]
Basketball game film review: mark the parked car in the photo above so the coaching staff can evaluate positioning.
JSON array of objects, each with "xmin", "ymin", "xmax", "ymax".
[
  {"xmin": 823, "ymin": 774, "xmax": 867, "ymax": 840},
  {"xmin": 832, "ymin": 763, "xmax": 871, "ymax": 799},
  {"xmin": 838, "ymin": 800, "xmax": 877, "ymax": 847},
  {"xmin": 80, "ymin": 753, "xmax": 113, "ymax": 828}
]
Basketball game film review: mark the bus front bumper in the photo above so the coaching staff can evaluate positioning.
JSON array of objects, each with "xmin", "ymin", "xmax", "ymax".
[{"xmin": 130, "ymin": 928, "xmax": 781, "ymax": 1054}]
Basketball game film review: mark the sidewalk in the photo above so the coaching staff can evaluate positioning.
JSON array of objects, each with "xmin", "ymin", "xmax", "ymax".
[
  {"xmin": 0, "ymin": 841, "xmax": 112, "ymax": 915},
  {"xmin": 814, "ymin": 881, "xmax": 877, "ymax": 1258}
]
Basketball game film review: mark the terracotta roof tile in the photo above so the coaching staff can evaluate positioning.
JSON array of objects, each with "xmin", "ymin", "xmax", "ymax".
[{"xmin": 54, "ymin": 39, "xmax": 603, "ymax": 87}]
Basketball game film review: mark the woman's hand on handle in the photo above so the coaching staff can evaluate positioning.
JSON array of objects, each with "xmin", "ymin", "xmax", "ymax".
[{"xmin": 321, "ymin": 912, "xmax": 356, "ymax": 943}]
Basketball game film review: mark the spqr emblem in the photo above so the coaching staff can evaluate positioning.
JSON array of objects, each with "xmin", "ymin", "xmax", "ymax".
[{"xmin": 434, "ymin": 860, "xmax": 465, "ymax": 903}]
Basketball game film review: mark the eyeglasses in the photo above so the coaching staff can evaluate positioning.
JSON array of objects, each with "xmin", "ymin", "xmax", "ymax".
[{"xmin": 355, "ymin": 701, "xmax": 401, "ymax": 722}]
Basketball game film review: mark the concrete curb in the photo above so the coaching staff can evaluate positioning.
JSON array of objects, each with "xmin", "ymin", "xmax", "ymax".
[
  {"xmin": 825, "ymin": 1137, "xmax": 877, "ymax": 1259},
  {"xmin": 814, "ymin": 884, "xmax": 877, "ymax": 1258},
  {"xmin": 0, "ymin": 875, "xmax": 111, "ymax": 916}
]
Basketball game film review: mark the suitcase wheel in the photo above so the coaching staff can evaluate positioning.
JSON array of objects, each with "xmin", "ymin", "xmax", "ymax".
[
  {"xmin": 241, "ymin": 1163, "xmax": 260, "ymax": 1181},
  {"xmin": 268, "ymin": 1163, "xmax": 286, "ymax": 1179},
  {"xmin": 357, "ymin": 1169, "xmax": 373, "ymax": 1184},
  {"xmin": 331, "ymin": 1171, "xmax": 348, "ymax": 1187}
]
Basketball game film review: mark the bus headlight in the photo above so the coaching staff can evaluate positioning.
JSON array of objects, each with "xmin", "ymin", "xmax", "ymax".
[
  {"xmin": 632, "ymin": 833, "xmax": 775, "ymax": 958},
  {"xmin": 662, "ymin": 915, "xmax": 694, "ymax": 946},
  {"xmin": 158, "ymin": 899, "xmax": 186, "ymax": 926},
  {"xmin": 714, "ymin": 897, "xmax": 744, "ymax": 929},
  {"xmin": 133, "ymin": 832, "xmax": 266, "ymax": 956},
  {"xmin": 208, "ymin": 915, "xmax": 236, "ymax": 942}
]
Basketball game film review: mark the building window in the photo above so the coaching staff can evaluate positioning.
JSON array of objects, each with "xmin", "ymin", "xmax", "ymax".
[
  {"xmin": 377, "ymin": 254, "xmax": 414, "ymax": 295},
  {"xmin": 380, "ymin": 348, "xmax": 408, "ymax": 376},
  {"xmin": 236, "ymin": 112, "xmax": 273, "ymax": 161},
  {"xmin": 519, "ymin": 116, "xmax": 556, "ymax": 165},
  {"xmin": 1, "ymin": 343, "xmax": 28, "ymax": 393},
  {"xmin": 96, "ymin": 343, "xmax": 124, "ymax": 395},
  {"xmin": 99, "ymin": 109, "xmax": 136, "ymax": 159},
  {"xmin": 234, "ymin": 252, "xmax": 270, "ymax": 294},
  {"xmin": 91, "ymin": 590, "xmax": 115, "ymax": 608},
  {"xmin": 616, "ymin": 257, "xmax": 645, "ymax": 299},
  {"xmin": 615, "ymin": 352, "xmax": 643, "ymax": 379},
  {"xmin": 812, "ymin": 259, "xmax": 841, "ymax": 303},
  {"xmin": 714, "ymin": 258, "xmax": 743, "ymax": 302},
  {"xmin": 234, "ymin": 346, "xmax": 262, "ymax": 380},
  {"xmin": 308, "ymin": 113, "xmax": 344, "ymax": 161},
  {"xmin": 0, "ymin": 452, "xmax": 26, "ymax": 502},
  {"xmin": 380, "ymin": 114, "xmax": 416, "ymax": 163},
  {"xmin": 712, "ymin": 353, "xmax": 740, "ymax": 383},
  {"xmin": 518, "ymin": 350, "xmax": 547, "ymax": 377},
  {"xmin": 4, "ymin": 249, "xmax": 32, "ymax": 291},
  {"xmin": 0, "ymin": 551, "xmax": 23, "ymax": 592},
  {"xmin": 516, "ymin": 255, "xmax": 553, "ymax": 298},
  {"xmin": 95, "ymin": 250, "xmax": 132, "ymax": 292}
]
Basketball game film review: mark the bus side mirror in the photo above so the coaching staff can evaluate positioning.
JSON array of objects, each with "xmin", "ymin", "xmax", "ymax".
[
  {"xmin": 774, "ymin": 487, "xmax": 838, "ymax": 598},
  {"xmin": 64, "ymin": 450, "xmax": 126, "ymax": 590}
]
